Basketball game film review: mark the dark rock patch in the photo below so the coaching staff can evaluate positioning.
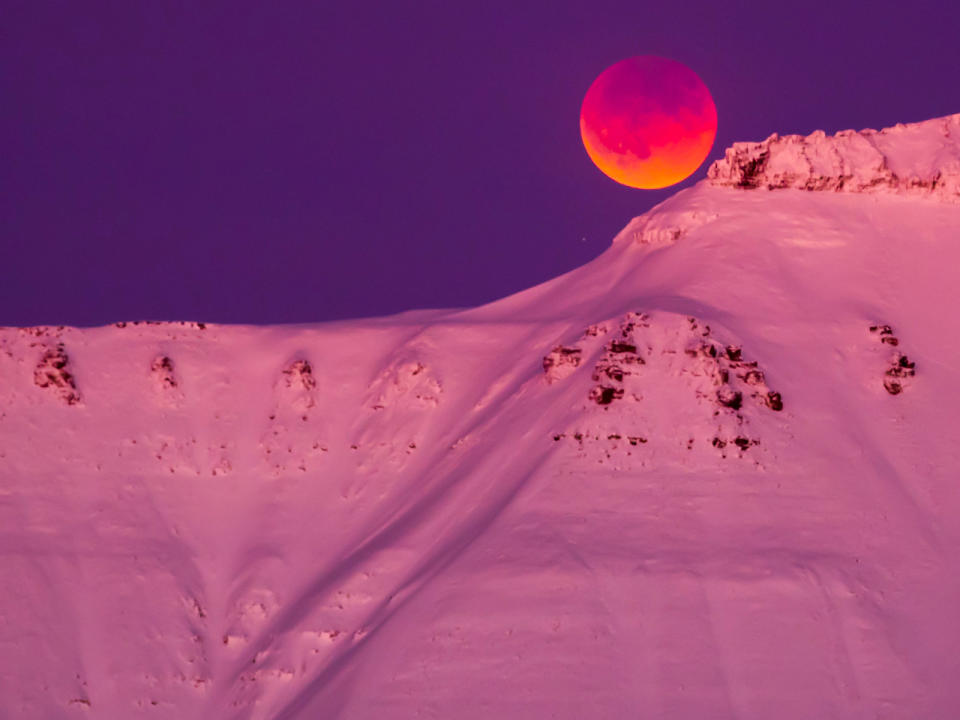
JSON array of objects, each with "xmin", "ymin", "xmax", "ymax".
[
  {"xmin": 151, "ymin": 355, "xmax": 178, "ymax": 389},
  {"xmin": 870, "ymin": 324, "xmax": 916, "ymax": 395},
  {"xmin": 543, "ymin": 345, "xmax": 582, "ymax": 383},
  {"xmin": 34, "ymin": 344, "xmax": 80, "ymax": 405},
  {"xmin": 590, "ymin": 386, "xmax": 624, "ymax": 406}
]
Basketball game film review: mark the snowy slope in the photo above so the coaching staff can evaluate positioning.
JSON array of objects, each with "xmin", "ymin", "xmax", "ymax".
[{"xmin": 2, "ymin": 115, "xmax": 960, "ymax": 720}]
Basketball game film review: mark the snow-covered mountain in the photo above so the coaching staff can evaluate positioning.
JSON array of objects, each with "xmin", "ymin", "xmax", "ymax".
[{"xmin": 3, "ymin": 114, "xmax": 960, "ymax": 720}]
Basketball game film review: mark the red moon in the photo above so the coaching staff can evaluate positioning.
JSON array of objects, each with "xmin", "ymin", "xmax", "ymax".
[{"xmin": 580, "ymin": 56, "xmax": 717, "ymax": 189}]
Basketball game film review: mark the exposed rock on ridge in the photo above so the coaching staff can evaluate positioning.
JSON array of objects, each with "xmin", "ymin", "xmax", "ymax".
[{"xmin": 707, "ymin": 112, "xmax": 960, "ymax": 201}]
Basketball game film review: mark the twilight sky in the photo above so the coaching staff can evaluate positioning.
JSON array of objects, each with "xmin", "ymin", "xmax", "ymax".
[{"xmin": 3, "ymin": 2, "xmax": 959, "ymax": 326}]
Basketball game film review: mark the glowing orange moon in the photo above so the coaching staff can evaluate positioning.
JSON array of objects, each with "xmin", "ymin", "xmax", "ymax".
[{"xmin": 580, "ymin": 56, "xmax": 717, "ymax": 189}]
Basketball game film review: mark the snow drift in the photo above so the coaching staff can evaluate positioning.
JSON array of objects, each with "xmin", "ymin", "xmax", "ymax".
[{"xmin": 2, "ymin": 114, "xmax": 960, "ymax": 720}]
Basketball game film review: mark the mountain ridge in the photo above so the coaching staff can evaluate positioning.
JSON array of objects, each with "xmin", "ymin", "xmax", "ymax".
[
  {"xmin": 2, "ymin": 115, "xmax": 960, "ymax": 719},
  {"xmin": 707, "ymin": 112, "xmax": 960, "ymax": 201}
]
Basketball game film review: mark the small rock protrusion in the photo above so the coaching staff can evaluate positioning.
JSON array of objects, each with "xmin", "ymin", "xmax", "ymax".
[
  {"xmin": 608, "ymin": 341, "xmax": 638, "ymax": 355},
  {"xmin": 716, "ymin": 387, "xmax": 743, "ymax": 410},
  {"xmin": 765, "ymin": 391, "xmax": 784, "ymax": 412},
  {"xmin": 870, "ymin": 323, "xmax": 916, "ymax": 395},
  {"xmin": 869, "ymin": 324, "xmax": 900, "ymax": 346},
  {"xmin": 34, "ymin": 344, "xmax": 80, "ymax": 405},
  {"xmin": 884, "ymin": 354, "xmax": 916, "ymax": 395},
  {"xmin": 740, "ymin": 368, "xmax": 765, "ymax": 385},
  {"xmin": 583, "ymin": 323, "xmax": 608, "ymax": 338},
  {"xmin": 590, "ymin": 386, "xmax": 624, "ymax": 406},
  {"xmin": 283, "ymin": 359, "xmax": 317, "ymax": 391},
  {"xmin": 151, "ymin": 355, "xmax": 178, "ymax": 389},
  {"xmin": 542, "ymin": 346, "xmax": 582, "ymax": 383}
]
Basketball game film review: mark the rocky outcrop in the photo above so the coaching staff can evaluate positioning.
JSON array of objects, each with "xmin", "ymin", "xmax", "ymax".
[
  {"xmin": 707, "ymin": 113, "xmax": 960, "ymax": 201},
  {"xmin": 544, "ymin": 311, "xmax": 784, "ymax": 463},
  {"xmin": 542, "ymin": 346, "xmax": 582, "ymax": 383},
  {"xmin": 34, "ymin": 343, "xmax": 81, "ymax": 405},
  {"xmin": 868, "ymin": 324, "xmax": 917, "ymax": 395}
]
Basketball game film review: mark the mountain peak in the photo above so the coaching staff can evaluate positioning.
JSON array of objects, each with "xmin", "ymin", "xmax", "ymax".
[{"xmin": 707, "ymin": 112, "xmax": 960, "ymax": 201}]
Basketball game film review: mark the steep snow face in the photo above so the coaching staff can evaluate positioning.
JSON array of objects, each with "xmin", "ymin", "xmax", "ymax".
[
  {"xmin": 3, "ymin": 126, "xmax": 960, "ymax": 720},
  {"xmin": 707, "ymin": 113, "xmax": 960, "ymax": 201}
]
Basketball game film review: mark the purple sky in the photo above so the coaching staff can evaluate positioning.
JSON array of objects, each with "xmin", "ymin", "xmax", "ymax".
[{"xmin": 3, "ymin": 2, "xmax": 959, "ymax": 326}]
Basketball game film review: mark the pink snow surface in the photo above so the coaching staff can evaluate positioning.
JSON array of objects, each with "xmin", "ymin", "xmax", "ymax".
[{"xmin": 2, "ymin": 115, "xmax": 960, "ymax": 719}]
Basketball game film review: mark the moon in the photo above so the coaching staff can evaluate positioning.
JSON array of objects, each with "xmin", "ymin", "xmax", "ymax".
[{"xmin": 580, "ymin": 56, "xmax": 717, "ymax": 189}]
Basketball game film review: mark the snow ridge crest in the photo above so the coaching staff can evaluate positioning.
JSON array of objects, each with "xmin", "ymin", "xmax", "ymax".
[{"xmin": 707, "ymin": 112, "xmax": 960, "ymax": 201}]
